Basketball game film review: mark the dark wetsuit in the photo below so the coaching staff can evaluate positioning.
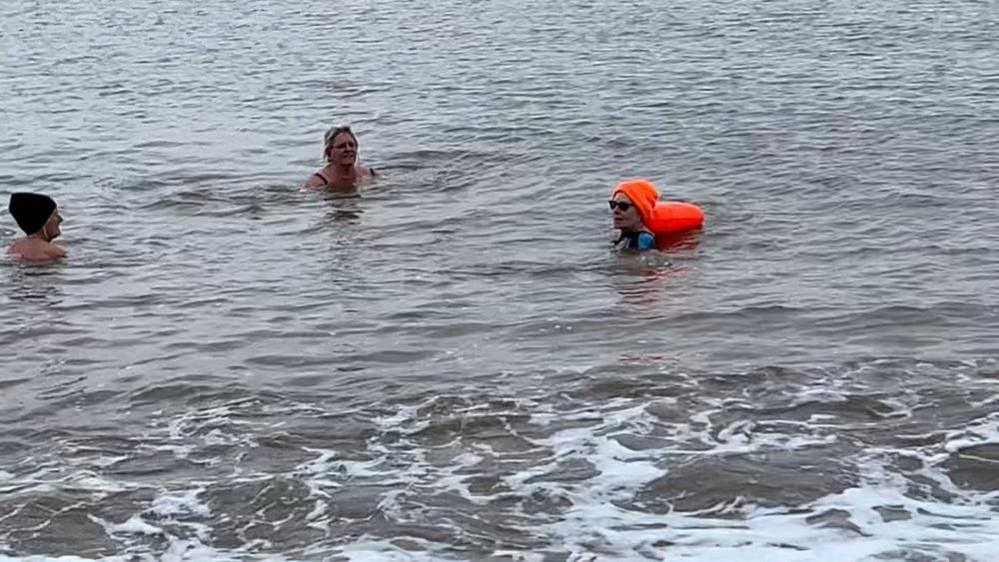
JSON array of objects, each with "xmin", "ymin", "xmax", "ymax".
[{"xmin": 615, "ymin": 231, "xmax": 656, "ymax": 251}]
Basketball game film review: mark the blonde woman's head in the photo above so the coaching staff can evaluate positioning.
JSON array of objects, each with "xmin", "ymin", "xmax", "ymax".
[{"xmin": 323, "ymin": 125, "xmax": 359, "ymax": 165}]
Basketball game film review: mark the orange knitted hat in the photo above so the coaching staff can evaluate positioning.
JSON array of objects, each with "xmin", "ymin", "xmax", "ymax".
[{"xmin": 612, "ymin": 179, "xmax": 659, "ymax": 227}]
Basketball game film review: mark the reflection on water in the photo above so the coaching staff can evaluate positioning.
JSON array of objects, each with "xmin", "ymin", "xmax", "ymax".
[
  {"xmin": 656, "ymin": 230, "xmax": 703, "ymax": 252},
  {"xmin": 610, "ymin": 258, "xmax": 683, "ymax": 313}
]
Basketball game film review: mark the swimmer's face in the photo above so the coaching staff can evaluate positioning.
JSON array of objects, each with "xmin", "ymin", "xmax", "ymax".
[
  {"xmin": 42, "ymin": 210, "xmax": 62, "ymax": 241},
  {"xmin": 329, "ymin": 132, "xmax": 358, "ymax": 167},
  {"xmin": 610, "ymin": 193, "xmax": 642, "ymax": 231}
]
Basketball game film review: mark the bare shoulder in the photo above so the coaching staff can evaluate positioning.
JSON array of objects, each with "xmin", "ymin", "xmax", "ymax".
[
  {"xmin": 303, "ymin": 173, "xmax": 326, "ymax": 189},
  {"xmin": 47, "ymin": 244, "xmax": 68, "ymax": 259},
  {"xmin": 8, "ymin": 240, "xmax": 66, "ymax": 262},
  {"xmin": 7, "ymin": 239, "xmax": 33, "ymax": 259}
]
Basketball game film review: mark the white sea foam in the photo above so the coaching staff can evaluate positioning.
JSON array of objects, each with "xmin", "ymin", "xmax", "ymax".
[
  {"xmin": 435, "ymin": 450, "xmax": 487, "ymax": 504},
  {"xmin": 2, "ymin": 467, "xmax": 132, "ymax": 496},
  {"xmin": 9, "ymin": 377, "xmax": 999, "ymax": 562},
  {"xmin": 0, "ymin": 554, "xmax": 133, "ymax": 562},
  {"xmin": 944, "ymin": 412, "xmax": 999, "ymax": 454},
  {"xmin": 339, "ymin": 540, "xmax": 445, "ymax": 562},
  {"xmin": 150, "ymin": 487, "xmax": 211, "ymax": 519},
  {"xmin": 373, "ymin": 404, "xmax": 420, "ymax": 430},
  {"xmin": 91, "ymin": 513, "xmax": 163, "ymax": 536},
  {"xmin": 511, "ymin": 402, "xmax": 999, "ymax": 562}
]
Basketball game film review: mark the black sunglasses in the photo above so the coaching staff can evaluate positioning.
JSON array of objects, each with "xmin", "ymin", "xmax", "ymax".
[{"xmin": 608, "ymin": 200, "xmax": 633, "ymax": 211}]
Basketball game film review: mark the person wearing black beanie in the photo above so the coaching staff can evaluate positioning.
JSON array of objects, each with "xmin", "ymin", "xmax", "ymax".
[{"xmin": 7, "ymin": 193, "xmax": 67, "ymax": 261}]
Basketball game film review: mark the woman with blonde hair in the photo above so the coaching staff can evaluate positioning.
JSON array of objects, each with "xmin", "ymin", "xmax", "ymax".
[{"xmin": 303, "ymin": 125, "xmax": 376, "ymax": 189}]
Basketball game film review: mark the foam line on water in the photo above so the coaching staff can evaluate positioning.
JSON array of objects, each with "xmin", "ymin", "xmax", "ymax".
[
  {"xmin": 497, "ymin": 397, "xmax": 999, "ymax": 561},
  {"xmin": 89, "ymin": 513, "xmax": 163, "ymax": 536},
  {"xmin": 944, "ymin": 412, "xmax": 999, "ymax": 454}
]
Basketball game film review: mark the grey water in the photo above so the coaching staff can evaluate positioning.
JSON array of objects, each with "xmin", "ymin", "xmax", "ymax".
[{"xmin": 1, "ymin": 0, "xmax": 998, "ymax": 560}]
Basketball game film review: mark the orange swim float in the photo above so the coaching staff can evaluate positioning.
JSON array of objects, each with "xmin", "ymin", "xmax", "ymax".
[{"xmin": 647, "ymin": 200, "xmax": 704, "ymax": 234}]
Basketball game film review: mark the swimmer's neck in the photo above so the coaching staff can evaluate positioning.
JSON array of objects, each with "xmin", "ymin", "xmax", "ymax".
[
  {"xmin": 619, "ymin": 227, "xmax": 652, "ymax": 236},
  {"xmin": 325, "ymin": 162, "xmax": 357, "ymax": 176},
  {"xmin": 26, "ymin": 232, "xmax": 56, "ymax": 244}
]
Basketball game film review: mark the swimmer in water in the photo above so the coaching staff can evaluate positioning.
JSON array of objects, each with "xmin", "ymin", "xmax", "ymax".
[
  {"xmin": 610, "ymin": 179, "xmax": 659, "ymax": 251},
  {"xmin": 7, "ymin": 193, "xmax": 67, "ymax": 262},
  {"xmin": 303, "ymin": 125, "xmax": 376, "ymax": 189}
]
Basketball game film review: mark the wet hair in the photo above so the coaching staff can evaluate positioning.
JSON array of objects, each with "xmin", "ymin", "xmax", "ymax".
[{"xmin": 323, "ymin": 125, "xmax": 358, "ymax": 161}]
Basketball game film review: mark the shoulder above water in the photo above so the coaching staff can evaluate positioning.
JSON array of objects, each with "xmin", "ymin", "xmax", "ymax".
[
  {"xmin": 635, "ymin": 231, "xmax": 655, "ymax": 250},
  {"xmin": 8, "ymin": 239, "xmax": 67, "ymax": 262},
  {"xmin": 303, "ymin": 165, "xmax": 377, "ymax": 190},
  {"xmin": 615, "ymin": 230, "xmax": 657, "ymax": 251}
]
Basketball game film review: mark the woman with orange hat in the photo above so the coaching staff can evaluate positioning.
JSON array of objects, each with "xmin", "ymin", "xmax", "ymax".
[{"xmin": 610, "ymin": 179, "xmax": 660, "ymax": 251}]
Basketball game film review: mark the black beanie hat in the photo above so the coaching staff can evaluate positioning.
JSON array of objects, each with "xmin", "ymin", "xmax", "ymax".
[{"xmin": 8, "ymin": 193, "xmax": 57, "ymax": 235}]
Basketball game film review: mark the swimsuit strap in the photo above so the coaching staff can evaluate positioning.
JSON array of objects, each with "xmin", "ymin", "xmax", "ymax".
[{"xmin": 316, "ymin": 168, "xmax": 374, "ymax": 184}]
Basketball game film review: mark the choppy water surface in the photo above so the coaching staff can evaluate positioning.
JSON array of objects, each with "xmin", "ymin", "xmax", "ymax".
[{"xmin": 2, "ymin": 0, "xmax": 998, "ymax": 560}]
